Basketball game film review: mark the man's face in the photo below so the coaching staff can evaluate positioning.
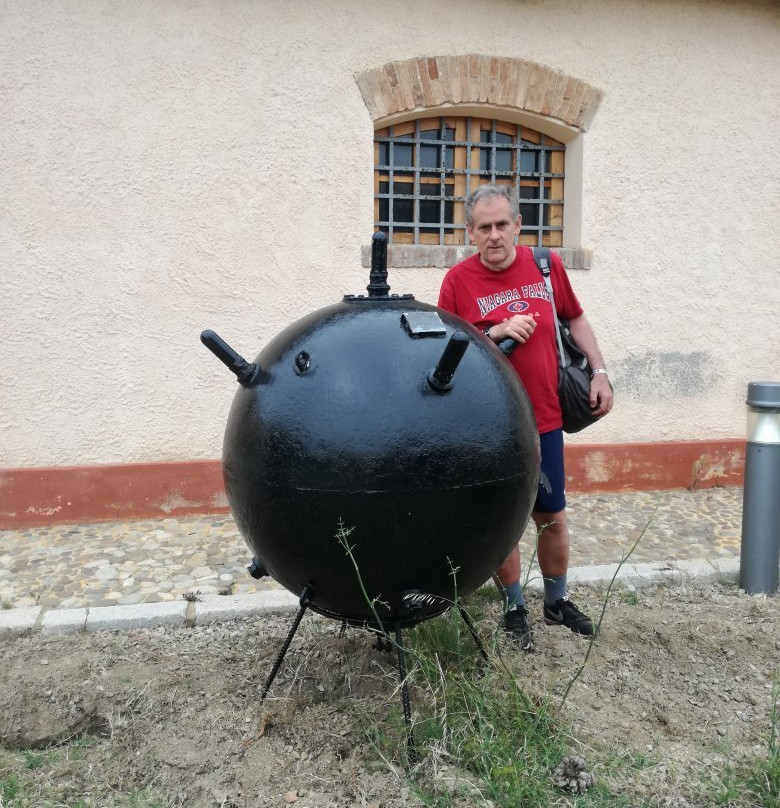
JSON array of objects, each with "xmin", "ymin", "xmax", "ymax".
[{"xmin": 466, "ymin": 195, "xmax": 522, "ymax": 272}]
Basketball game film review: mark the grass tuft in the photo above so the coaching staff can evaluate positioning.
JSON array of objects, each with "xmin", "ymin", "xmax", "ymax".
[{"xmin": 709, "ymin": 679, "xmax": 780, "ymax": 807}]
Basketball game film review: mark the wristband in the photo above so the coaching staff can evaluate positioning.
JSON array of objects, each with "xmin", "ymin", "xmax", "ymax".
[
  {"xmin": 483, "ymin": 326, "xmax": 493, "ymax": 339},
  {"xmin": 591, "ymin": 368, "xmax": 608, "ymax": 377}
]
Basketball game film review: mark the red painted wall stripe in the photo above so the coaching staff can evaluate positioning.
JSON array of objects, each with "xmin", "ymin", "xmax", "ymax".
[
  {"xmin": 564, "ymin": 439, "xmax": 744, "ymax": 493},
  {"xmin": 0, "ymin": 460, "xmax": 229, "ymax": 530},
  {"xmin": 0, "ymin": 440, "xmax": 745, "ymax": 530}
]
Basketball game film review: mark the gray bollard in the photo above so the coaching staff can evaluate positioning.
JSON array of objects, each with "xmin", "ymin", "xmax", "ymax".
[{"xmin": 739, "ymin": 381, "xmax": 780, "ymax": 595}]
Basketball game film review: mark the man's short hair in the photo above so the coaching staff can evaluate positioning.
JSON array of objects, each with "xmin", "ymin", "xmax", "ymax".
[{"xmin": 464, "ymin": 184, "xmax": 520, "ymax": 227}]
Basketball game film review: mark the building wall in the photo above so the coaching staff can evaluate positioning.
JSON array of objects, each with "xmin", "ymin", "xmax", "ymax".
[{"xmin": 2, "ymin": 0, "xmax": 778, "ymax": 478}]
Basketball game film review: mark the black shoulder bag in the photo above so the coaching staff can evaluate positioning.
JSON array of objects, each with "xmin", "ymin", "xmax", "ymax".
[{"xmin": 532, "ymin": 247, "xmax": 604, "ymax": 434}]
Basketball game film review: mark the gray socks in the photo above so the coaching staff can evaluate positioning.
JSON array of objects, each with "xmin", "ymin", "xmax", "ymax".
[
  {"xmin": 497, "ymin": 574, "xmax": 567, "ymax": 611},
  {"xmin": 499, "ymin": 580, "xmax": 526, "ymax": 611},
  {"xmin": 543, "ymin": 573, "xmax": 567, "ymax": 605}
]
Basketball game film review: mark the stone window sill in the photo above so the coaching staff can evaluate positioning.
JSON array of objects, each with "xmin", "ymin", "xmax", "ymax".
[{"xmin": 360, "ymin": 244, "xmax": 592, "ymax": 272}]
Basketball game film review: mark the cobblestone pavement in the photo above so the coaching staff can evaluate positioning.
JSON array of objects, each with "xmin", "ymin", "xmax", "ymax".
[{"xmin": 0, "ymin": 487, "xmax": 744, "ymax": 610}]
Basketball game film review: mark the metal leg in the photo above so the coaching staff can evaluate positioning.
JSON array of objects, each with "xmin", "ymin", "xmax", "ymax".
[
  {"xmin": 458, "ymin": 605, "xmax": 489, "ymax": 661},
  {"xmin": 394, "ymin": 623, "xmax": 418, "ymax": 766},
  {"xmin": 260, "ymin": 586, "xmax": 313, "ymax": 702}
]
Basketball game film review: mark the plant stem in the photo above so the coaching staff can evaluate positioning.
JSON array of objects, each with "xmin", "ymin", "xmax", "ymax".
[
  {"xmin": 335, "ymin": 520, "xmax": 388, "ymax": 637},
  {"xmin": 559, "ymin": 506, "xmax": 657, "ymax": 708}
]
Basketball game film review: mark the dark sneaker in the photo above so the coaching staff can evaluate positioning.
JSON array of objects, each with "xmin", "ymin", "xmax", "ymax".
[
  {"xmin": 543, "ymin": 598, "xmax": 594, "ymax": 636},
  {"xmin": 503, "ymin": 606, "xmax": 534, "ymax": 651}
]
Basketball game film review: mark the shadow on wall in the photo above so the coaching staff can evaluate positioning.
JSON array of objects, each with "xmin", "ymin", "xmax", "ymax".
[{"xmin": 611, "ymin": 351, "xmax": 716, "ymax": 399}]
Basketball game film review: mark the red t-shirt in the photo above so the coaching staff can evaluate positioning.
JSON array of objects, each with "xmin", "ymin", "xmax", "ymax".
[{"xmin": 438, "ymin": 246, "xmax": 583, "ymax": 433}]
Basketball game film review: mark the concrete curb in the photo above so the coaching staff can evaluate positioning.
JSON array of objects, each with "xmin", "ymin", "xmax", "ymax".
[
  {"xmin": 0, "ymin": 557, "xmax": 744, "ymax": 638},
  {"xmin": 527, "ymin": 556, "xmax": 741, "ymax": 592}
]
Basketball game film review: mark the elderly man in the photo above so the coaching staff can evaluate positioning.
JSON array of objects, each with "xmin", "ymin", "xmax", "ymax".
[{"xmin": 438, "ymin": 184, "xmax": 613, "ymax": 650}]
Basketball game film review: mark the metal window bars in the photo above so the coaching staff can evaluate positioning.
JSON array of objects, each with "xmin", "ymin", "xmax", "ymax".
[{"xmin": 374, "ymin": 116, "xmax": 564, "ymax": 247}]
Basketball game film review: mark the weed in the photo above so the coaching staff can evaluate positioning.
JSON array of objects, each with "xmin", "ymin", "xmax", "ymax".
[
  {"xmin": 558, "ymin": 507, "xmax": 655, "ymax": 708},
  {"xmin": 0, "ymin": 744, "xmax": 170, "ymax": 807},
  {"xmin": 688, "ymin": 457, "xmax": 705, "ymax": 491},
  {"xmin": 363, "ymin": 598, "xmax": 579, "ymax": 803},
  {"xmin": 22, "ymin": 748, "xmax": 53, "ymax": 770},
  {"xmin": 739, "ymin": 680, "xmax": 780, "ymax": 806},
  {"xmin": 602, "ymin": 745, "xmax": 660, "ymax": 772},
  {"xmin": 699, "ymin": 681, "xmax": 780, "ymax": 807},
  {"xmin": 469, "ymin": 583, "xmax": 498, "ymax": 608},
  {"xmin": 616, "ymin": 589, "xmax": 639, "ymax": 606},
  {"xmin": 68, "ymin": 735, "xmax": 99, "ymax": 762},
  {"xmin": 340, "ymin": 512, "xmax": 660, "ymax": 806},
  {"xmin": 0, "ymin": 772, "xmax": 21, "ymax": 802},
  {"xmin": 128, "ymin": 788, "xmax": 168, "ymax": 807},
  {"xmin": 747, "ymin": 598, "xmax": 767, "ymax": 620},
  {"xmin": 335, "ymin": 521, "xmax": 389, "ymax": 635}
]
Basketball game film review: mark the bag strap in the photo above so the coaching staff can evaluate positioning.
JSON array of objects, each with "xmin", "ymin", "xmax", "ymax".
[{"xmin": 531, "ymin": 247, "xmax": 567, "ymax": 368}]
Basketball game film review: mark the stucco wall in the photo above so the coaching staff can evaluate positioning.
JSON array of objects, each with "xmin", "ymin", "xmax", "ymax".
[{"xmin": 2, "ymin": 0, "xmax": 778, "ymax": 468}]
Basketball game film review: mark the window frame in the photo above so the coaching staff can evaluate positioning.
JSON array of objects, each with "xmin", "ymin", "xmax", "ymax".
[{"xmin": 374, "ymin": 114, "xmax": 566, "ymax": 249}]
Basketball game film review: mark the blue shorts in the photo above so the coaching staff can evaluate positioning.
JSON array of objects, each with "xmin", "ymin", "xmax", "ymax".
[{"xmin": 534, "ymin": 428, "xmax": 566, "ymax": 514}]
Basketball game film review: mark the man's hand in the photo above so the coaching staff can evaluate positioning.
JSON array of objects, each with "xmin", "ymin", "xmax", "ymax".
[
  {"xmin": 590, "ymin": 373, "xmax": 613, "ymax": 416},
  {"xmin": 567, "ymin": 314, "xmax": 613, "ymax": 418},
  {"xmin": 488, "ymin": 315, "xmax": 537, "ymax": 344}
]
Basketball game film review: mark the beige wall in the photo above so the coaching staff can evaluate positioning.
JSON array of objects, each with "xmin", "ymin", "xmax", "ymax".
[{"xmin": 2, "ymin": 0, "xmax": 778, "ymax": 468}]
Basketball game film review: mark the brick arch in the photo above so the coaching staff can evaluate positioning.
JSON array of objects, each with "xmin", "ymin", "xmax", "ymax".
[{"xmin": 354, "ymin": 54, "xmax": 602, "ymax": 132}]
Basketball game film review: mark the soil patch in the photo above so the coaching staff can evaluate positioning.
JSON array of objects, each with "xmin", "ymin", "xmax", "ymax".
[{"xmin": 1, "ymin": 576, "xmax": 778, "ymax": 807}]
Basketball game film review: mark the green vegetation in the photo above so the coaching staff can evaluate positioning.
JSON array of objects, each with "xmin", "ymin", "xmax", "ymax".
[
  {"xmin": 0, "ymin": 511, "xmax": 775, "ymax": 808},
  {"xmin": 372, "ymin": 602, "xmax": 630, "ymax": 807},
  {"xmin": 407, "ymin": 610, "xmax": 570, "ymax": 806},
  {"xmin": 355, "ymin": 597, "xmax": 780, "ymax": 808},
  {"xmin": 705, "ymin": 681, "xmax": 780, "ymax": 808},
  {"xmin": 0, "ymin": 747, "xmax": 167, "ymax": 808},
  {"xmin": 341, "ymin": 514, "xmax": 780, "ymax": 807},
  {"xmin": 0, "ymin": 771, "xmax": 21, "ymax": 803},
  {"xmin": 615, "ymin": 589, "xmax": 639, "ymax": 606}
]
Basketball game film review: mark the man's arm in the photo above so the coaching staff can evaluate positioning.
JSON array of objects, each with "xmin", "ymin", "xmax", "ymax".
[{"xmin": 568, "ymin": 314, "xmax": 613, "ymax": 417}]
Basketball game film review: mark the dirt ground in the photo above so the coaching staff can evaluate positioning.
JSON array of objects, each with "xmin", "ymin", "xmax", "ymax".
[{"xmin": 1, "ymin": 575, "xmax": 778, "ymax": 807}]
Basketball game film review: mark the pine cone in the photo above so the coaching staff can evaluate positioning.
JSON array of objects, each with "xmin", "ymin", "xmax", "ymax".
[{"xmin": 552, "ymin": 754, "xmax": 595, "ymax": 793}]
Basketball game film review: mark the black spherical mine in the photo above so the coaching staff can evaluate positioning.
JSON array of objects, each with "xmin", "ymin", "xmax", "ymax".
[{"xmin": 202, "ymin": 236, "xmax": 539, "ymax": 629}]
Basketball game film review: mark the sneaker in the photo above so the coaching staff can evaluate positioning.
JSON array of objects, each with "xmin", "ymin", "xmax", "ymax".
[
  {"xmin": 543, "ymin": 598, "xmax": 594, "ymax": 636},
  {"xmin": 503, "ymin": 606, "xmax": 534, "ymax": 651}
]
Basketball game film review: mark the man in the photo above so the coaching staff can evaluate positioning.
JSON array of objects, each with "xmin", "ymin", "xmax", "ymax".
[{"xmin": 438, "ymin": 184, "xmax": 613, "ymax": 650}]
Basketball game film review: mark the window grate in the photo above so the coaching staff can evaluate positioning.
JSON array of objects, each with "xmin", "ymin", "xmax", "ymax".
[{"xmin": 374, "ymin": 116, "xmax": 565, "ymax": 248}]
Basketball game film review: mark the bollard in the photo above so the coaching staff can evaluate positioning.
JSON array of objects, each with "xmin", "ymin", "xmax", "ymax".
[{"xmin": 739, "ymin": 381, "xmax": 780, "ymax": 595}]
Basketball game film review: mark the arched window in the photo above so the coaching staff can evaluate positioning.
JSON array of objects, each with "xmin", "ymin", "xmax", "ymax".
[{"xmin": 374, "ymin": 115, "xmax": 564, "ymax": 248}]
